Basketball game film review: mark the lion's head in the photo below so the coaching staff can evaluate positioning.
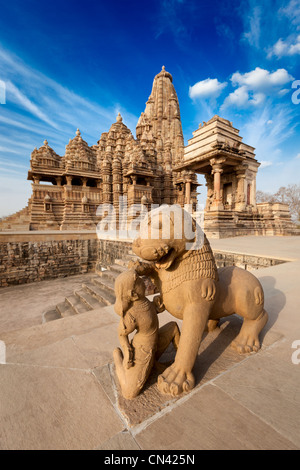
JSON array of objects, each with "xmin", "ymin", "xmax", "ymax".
[{"xmin": 132, "ymin": 205, "xmax": 204, "ymax": 270}]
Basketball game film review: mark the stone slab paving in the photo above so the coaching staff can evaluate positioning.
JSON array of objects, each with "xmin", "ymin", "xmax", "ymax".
[
  {"xmin": 133, "ymin": 384, "xmax": 297, "ymax": 450},
  {"xmin": 0, "ymin": 363, "xmax": 123, "ymax": 450}
]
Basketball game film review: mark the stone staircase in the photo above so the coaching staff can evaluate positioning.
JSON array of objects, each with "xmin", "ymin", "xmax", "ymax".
[
  {"xmin": 0, "ymin": 206, "xmax": 30, "ymax": 231},
  {"xmin": 43, "ymin": 254, "xmax": 138, "ymax": 323}
]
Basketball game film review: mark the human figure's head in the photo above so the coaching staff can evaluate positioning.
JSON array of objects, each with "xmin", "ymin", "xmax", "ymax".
[{"xmin": 114, "ymin": 270, "xmax": 146, "ymax": 317}]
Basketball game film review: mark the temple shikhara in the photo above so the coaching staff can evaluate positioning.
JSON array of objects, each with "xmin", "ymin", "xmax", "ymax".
[{"xmin": 0, "ymin": 67, "xmax": 294, "ymax": 237}]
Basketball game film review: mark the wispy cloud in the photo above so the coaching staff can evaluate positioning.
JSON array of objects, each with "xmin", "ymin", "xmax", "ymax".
[
  {"xmin": 242, "ymin": 5, "xmax": 261, "ymax": 48},
  {"xmin": 153, "ymin": 0, "xmax": 196, "ymax": 49},
  {"xmin": 279, "ymin": 0, "xmax": 300, "ymax": 28},
  {"xmin": 242, "ymin": 101, "xmax": 296, "ymax": 159},
  {"xmin": 0, "ymin": 45, "xmax": 138, "ymax": 149},
  {"xmin": 0, "ymin": 44, "xmax": 139, "ymax": 216},
  {"xmin": 6, "ymin": 81, "xmax": 58, "ymax": 128}
]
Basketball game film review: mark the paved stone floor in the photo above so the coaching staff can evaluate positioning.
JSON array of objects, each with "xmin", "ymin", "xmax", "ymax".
[
  {"xmin": 0, "ymin": 236, "xmax": 300, "ymax": 450},
  {"xmin": 0, "ymin": 272, "xmax": 96, "ymax": 333}
]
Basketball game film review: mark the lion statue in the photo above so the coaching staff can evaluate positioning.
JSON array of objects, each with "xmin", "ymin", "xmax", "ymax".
[{"xmin": 130, "ymin": 205, "xmax": 268, "ymax": 397}]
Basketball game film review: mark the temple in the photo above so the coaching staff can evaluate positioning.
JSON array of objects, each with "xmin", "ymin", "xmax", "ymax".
[
  {"xmin": 22, "ymin": 66, "xmax": 197, "ymax": 231},
  {"xmin": 0, "ymin": 67, "xmax": 294, "ymax": 237},
  {"xmin": 175, "ymin": 115, "xmax": 294, "ymax": 237}
]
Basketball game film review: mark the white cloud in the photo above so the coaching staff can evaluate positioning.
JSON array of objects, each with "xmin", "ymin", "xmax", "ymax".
[
  {"xmin": 231, "ymin": 67, "xmax": 294, "ymax": 90},
  {"xmin": 221, "ymin": 86, "xmax": 250, "ymax": 109},
  {"xmin": 221, "ymin": 67, "xmax": 294, "ymax": 110},
  {"xmin": 268, "ymin": 35, "xmax": 300, "ymax": 58},
  {"xmin": 260, "ymin": 160, "xmax": 273, "ymax": 169},
  {"xmin": 189, "ymin": 78, "xmax": 227, "ymax": 100},
  {"xmin": 221, "ymin": 86, "xmax": 266, "ymax": 110}
]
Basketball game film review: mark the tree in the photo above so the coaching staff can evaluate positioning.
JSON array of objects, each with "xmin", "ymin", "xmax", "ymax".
[
  {"xmin": 256, "ymin": 190, "xmax": 276, "ymax": 203},
  {"xmin": 256, "ymin": 184, "xmax": 300, "ymax": 222},
  {"xmin": 280, "ymin": 184, "xmax": 300, "ymax": 222}
]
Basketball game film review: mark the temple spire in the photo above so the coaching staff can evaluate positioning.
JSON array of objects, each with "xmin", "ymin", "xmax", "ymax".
[{"xmin": 136, "ymin": 66, "xmax": 183, "ymax": 165}]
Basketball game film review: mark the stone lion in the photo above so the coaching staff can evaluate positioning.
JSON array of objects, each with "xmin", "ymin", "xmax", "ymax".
[{"xmin": 131, "ymin": 205, "xmax": 268, "ymax": 397}]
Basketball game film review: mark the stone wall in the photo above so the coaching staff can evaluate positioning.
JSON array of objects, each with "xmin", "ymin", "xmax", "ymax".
[
  {"xmin": 213, "ymin": 250, "xmax": 287, "ymax": 271},
  {"xmin": 96, "ymin": 238, "xmax": 132, "ymax": 271},
  {"xmin": 0, "ymin": 232, "xmax": 133, "ymax": 287},
  {"xmin": 0, "ymin": 231, "xmax": 98, "ymax": 287}
]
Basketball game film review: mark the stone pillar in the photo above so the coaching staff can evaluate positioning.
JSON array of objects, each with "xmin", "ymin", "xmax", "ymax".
[
  {"xmin": 82, "ymin": 177, "xmax": 88, "ymax": 187},
  {"xmin": 235, "ymin": 165, "xmax": 247, "ymax": 211},
  {"xmin": 33, "ymin": 176, "xmax": 40, "ymax": 184},
  {"xmin": 185, "ymin": 181, "xmax": 191, "ymax": 205},
  {"xmin": 56, "ymin": 176, "xmax": 62, "ymax": 186},
  {"xmin": 101, "ymin": 156, "xmax": 112, "ymax": 204},
  {"xmin": 66, "ymin": 176, "xmax": 73, "ymax": 186},
  {"xmin": 112, "ymin": 157, "xmax": 122, "ymax": 228},
  {"xmin": 210, "ymin": 158, "xmax": 225, "ymax": 210},
  {"xmin": 204, "ymin": 174, "xmax": 214, "ymax": 211}
]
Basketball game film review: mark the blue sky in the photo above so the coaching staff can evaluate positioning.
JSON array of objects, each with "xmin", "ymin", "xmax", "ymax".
[{"xmin": 0, "ymin": 0, "xmax": 299, "ymax": 216}]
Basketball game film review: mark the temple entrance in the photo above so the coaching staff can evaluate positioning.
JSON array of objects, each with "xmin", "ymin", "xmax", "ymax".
[{"xmin": 223, "ymin": 183, "xmax": 232, "ymax": 207}]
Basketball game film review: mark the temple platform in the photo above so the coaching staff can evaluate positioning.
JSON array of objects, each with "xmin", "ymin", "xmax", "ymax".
[{"xmin": 0, "ymin": 236, "xmax": 299, "ymax": 450}]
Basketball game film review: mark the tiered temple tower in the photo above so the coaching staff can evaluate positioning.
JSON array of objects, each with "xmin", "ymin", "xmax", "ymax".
[
  {"xmin": 24, "ymin": 67, "xmax": 198, "ymax": 230},
  {"xmin": 1, "ymin": 67, "xmax": 293, "ymax": 236}
]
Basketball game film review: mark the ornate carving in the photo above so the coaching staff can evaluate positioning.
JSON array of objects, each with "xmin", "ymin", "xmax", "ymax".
[
  {"xmin": 113, "ymin": 269, "xmax": 180, "ymax": 400},
  {"xmin": 130, "ymin": 207, "xmax": 268, "ymax": 397}
]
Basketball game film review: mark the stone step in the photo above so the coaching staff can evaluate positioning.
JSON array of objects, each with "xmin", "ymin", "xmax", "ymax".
[
  {"xmin": 43, "ymin": 308, "xmax": 61, "ymax": 323},
  {"xmin": 1, "ymin": 308, "xmax": 119, "ymax": 353},
  {"xmin": 91, "ymin": 276, "xmax": 115, "ymax": 296},
  {"xmin": 89, "ymin": 279, "xmax": 116, "ymax": 305},
  {"xmin": 107, "ymin": 264, "xmax": 127, "ymax": 275},
  {"xmin": 56, "ymin": 300, "xmax": 77, "ymax": 318},
  {"xmin": 114, "ymin": 258, "xmax": 129, "ymax": 268},
  {"xmin": 76, "ymin": 287, "xmax": 105, "ymax": 310},
  {"xmin": 65, "ymin": 294, "xmax": 90, "ymax": 315},
  {"xmin": 98, "ymin": 268, "xmax": 119, "ymax": 283}
]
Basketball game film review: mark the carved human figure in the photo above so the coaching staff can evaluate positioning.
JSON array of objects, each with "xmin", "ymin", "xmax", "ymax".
[
  {"xmin": 113, "ymin": 269, "xmax": 180, "ymax": 400},
  {"xmin": 131, "ymin": 206, "xmax": 268, "ymax": 397}
]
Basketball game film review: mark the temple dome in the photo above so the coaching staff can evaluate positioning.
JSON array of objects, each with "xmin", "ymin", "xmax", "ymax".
[
  {"xmin": 155, "ymin": 65, "xmax": 173, "ymax": 82},
  {"xmin": 65, "ymin": 129, "xmax": 96, "ymax": 165}
]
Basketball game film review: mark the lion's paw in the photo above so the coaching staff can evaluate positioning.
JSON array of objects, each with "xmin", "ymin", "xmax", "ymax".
[
  {"xmin": 157, "ymin": 364, "xmax": 195, "ymax": 396},
  {"xmin": 231, "ymin": 334, "xmax": 260, "ymax": 354}
]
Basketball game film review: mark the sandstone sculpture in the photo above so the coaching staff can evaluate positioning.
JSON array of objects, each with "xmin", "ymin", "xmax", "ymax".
[
  {"xmin": 131, "ymin": 206, "xmax": 268, "ymax": 397},
  {"xmin": 113, "ymin": 269, "xmax": 180, "ymax": 400}
]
